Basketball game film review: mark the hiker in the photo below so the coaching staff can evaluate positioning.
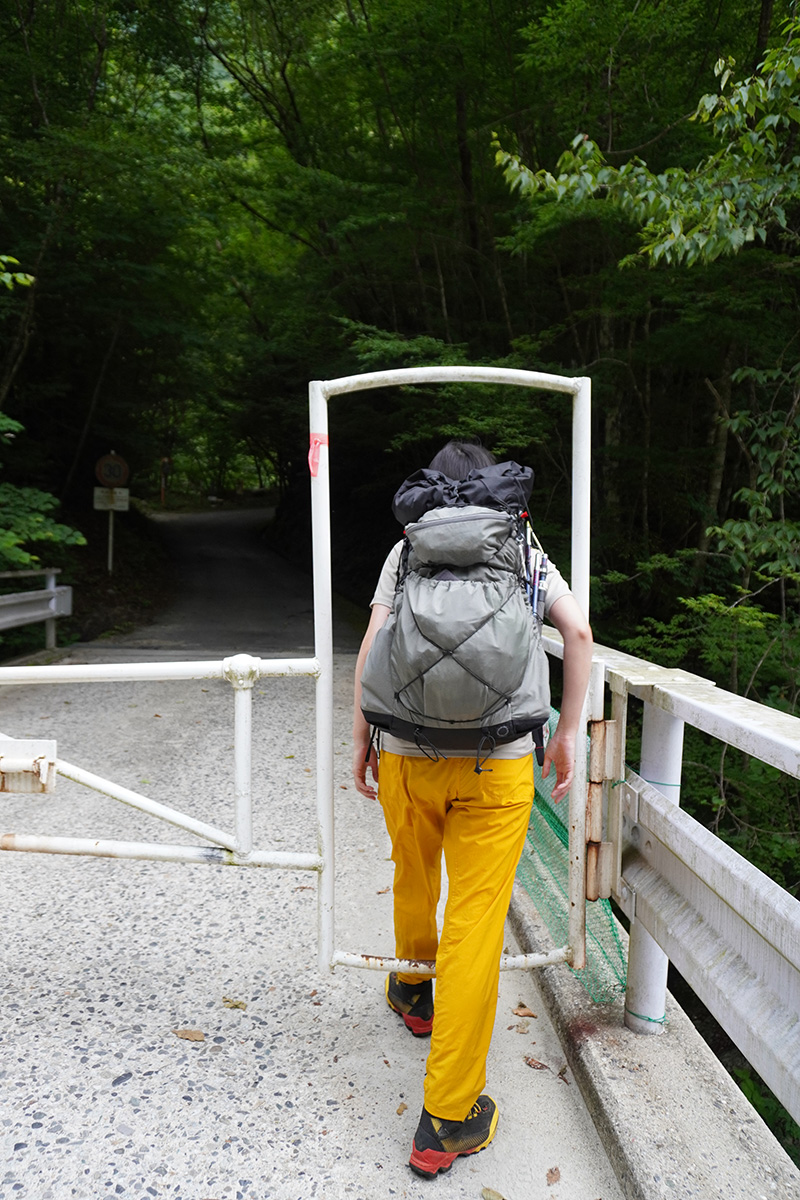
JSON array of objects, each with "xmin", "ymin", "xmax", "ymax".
[{"xmin": 352, "ymin": 439, "xmax": 593, "ymax": 1179}]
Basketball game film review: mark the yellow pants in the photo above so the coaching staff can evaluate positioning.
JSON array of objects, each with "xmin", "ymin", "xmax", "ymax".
[{"xmin": 378, "ymin": 750, "xmax": 534, "ymax": 1120}]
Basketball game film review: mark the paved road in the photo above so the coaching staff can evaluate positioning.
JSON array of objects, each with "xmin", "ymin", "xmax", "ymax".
[
  {"xmin": 103, "ymin": 508, "xmax": 363, "ymax": 658},
  {"xmin": 0, "ymin": 510, "xmax": 624, "ymax": 1200}
]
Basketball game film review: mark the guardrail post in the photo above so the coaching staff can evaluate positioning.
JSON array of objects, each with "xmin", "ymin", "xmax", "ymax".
[
  {"xmin": 45, "ymin": 570, "xmax": 58, "ymax": 649},
  {"xmin": 624, "ymin": 700, "xmax": 684, "ymax": 1034}
]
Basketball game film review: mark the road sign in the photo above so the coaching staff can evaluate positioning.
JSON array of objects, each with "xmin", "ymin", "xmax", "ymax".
[
  {"xmin": 93, "ymin": 487, "xmax": 130, "ymax": 512},
  {"xmin": 95, "ymin": 453, "xmax": 130, "ymax": 487}
]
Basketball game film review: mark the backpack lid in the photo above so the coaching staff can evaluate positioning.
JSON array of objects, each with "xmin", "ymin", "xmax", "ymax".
[{"xmin": 392, "ymin": 461, "xmax": 534, "ymax": 525}]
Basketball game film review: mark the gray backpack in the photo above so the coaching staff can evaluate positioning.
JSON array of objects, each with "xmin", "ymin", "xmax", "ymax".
[{"xmin": 360, "ymin": 462, "xmax": 551, "ymax": 770}]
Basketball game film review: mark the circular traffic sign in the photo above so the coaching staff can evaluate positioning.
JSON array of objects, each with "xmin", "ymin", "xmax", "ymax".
[{"xmin": 95, "ymin": 453, "xmax": 130, "ymax": 487}]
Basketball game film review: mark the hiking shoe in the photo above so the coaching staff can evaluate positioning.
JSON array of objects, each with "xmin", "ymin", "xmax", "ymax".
[
  {"xmin": 409, "ymin": 1095, "xmax": 499, "ymax": 1178},
  {"xmin": 385, "ymin": 972, "xmax": 434, "ymax": 1037}
]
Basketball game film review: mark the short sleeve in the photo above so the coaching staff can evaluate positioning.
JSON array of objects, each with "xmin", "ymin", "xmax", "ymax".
[
  {"xmin": 542, "ymin": 559, "xmax": 572, "ymax": 617},
  {"xmin": 370, "ymin": 541, "xmax": 404, "ymax": 610}
]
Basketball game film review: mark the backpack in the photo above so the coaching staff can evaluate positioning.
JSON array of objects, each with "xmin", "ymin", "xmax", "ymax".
[{"xmin": 360, "ymin": 461, "xmax": 550, "ymax": 771}]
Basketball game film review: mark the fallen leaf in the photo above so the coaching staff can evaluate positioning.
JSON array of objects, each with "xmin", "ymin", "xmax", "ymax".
[
  {"xmin": 154, "ymin": 713, "xmax": 162, "ymax": 718},
  {"xmin": 222, "ymin": 997, "xmax": 247, "ymax": 1010},
  {"xmin": 515, "ymin": 1021, "xmax": 529, "ymax": 1033},
  {"xmin": 547, "ymin": 1166, "xmax": 561, "ymax": 1186},
  {"xmin": 309, "ymin": 989, "xmax": 318, "ymax": 997},
  {"xmin": 524, "ymin": 1055, "xmax": 551, "ymax": 1071},
  {"xmin": 173, "ymin": 1029, "xmax": 204, "ymax": 1042},
  {"xmin": 513, "ymin": 1004, "xmax": 537, "ymax": 1018},
  {"xmin": 557, "ymin": 1064, "xmax": 570, "ymax": 1085},
  {"xmin": 396, "ymin": 1102, "xmax": 408, "ymax": 1115},
  {"xmin": 481, "ymin": 1189, "xmax": 506, "ymax": 1200}
]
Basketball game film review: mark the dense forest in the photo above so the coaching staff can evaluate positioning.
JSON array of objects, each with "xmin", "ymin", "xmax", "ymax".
[{"xmin": 1, "ymin": 0, "xmax": 799, "ymax": 883}]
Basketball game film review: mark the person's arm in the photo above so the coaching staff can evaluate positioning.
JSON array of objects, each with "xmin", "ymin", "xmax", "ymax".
[
  {"xmin": 352, "ymin": 602, "xmax": 391, "ymax": 800},
  {"xmin": 542, "ymin": 593, "xmax": 593, "ymax": 803}
]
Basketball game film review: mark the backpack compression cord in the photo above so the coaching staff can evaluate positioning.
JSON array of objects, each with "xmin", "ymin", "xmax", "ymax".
[{"xmin": 360, "ymin": 463, "xmax": 551, "ymax": 769}]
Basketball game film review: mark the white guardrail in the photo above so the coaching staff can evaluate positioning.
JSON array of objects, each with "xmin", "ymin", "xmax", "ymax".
[
  {"xmin": 0, "ymin": 569, "xmax": 72, "ymax": 649},
  {"xmin": 544, "ymin": 633, "xmax": 800, "ymax": 1128}
]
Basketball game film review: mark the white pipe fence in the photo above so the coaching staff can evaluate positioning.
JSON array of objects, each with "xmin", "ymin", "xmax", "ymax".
[
  {"xmin": 311, "ymin": 365, "xmax": 592, "ymax": 972},
  {"xmin": 0, "ymin": 366, "xmax": 593, "ymax": 981}
]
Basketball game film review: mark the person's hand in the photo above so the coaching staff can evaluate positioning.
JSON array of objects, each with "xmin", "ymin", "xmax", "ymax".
[
  {"xmin": 353, "ymin": 739, "xmax": 379, "ymax": 800},
  {"xmin": 541, "ymin": 726, "xmax": 576, "ymax": 803}
]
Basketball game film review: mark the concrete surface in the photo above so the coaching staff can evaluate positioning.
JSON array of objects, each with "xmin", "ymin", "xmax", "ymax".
[
  {"xmin": 509, "ymin": 885, "xmax": 800, "ymax": 1200},
  {"xmin": 107, "ymin": 509, "xmax": 363, "ymax": 657},
  {"xmin": 1, "ymin": 494, "xmax": 622, "ymax": 1200},
  {"xmin": 0, "ymin": 650, "xmax": 623, "ymax": 1200}
]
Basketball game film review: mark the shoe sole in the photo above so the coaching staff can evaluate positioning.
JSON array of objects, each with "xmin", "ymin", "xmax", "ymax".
[{"xmin": 385, "ymin": 976, "xmax": 433, "ymax": 1038}]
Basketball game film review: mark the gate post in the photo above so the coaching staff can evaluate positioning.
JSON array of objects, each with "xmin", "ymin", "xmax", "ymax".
[
  {"xmin": 624, "ymin": 700, "xmax": 684, "ymax": 1034},
  {"xmin": 309, "ymin": 381, "xmax": 335, "ymax": 973}
]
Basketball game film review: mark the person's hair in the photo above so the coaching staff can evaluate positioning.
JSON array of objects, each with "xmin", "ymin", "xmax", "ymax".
[{"xmin": 428, "ymin": 438, "xmax": 496, "ymax": 478}]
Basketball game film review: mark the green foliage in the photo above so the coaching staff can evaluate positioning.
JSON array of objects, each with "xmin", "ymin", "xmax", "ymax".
[
  {"xmin": 0, "ymin": 483, "xmax": 87, "ymax": 569},
  {"xmin": 0, "ymin": 256, "xmax": 33, "ymax": 290},
  {"xmin": 733, "ymin": 1066, "xmax": 800, "ymax": 1166},
  {"xmin": 0, "ymin": 414, "xmax": 86, "ymax": 568},
  {"xmin": 0, "ymin": 483, "xmax": 86, "ymax": 569},
  {"xmin": 708, "ymin": 366, "xmax": 800, "ymax": 584},
  {"xmin": 495, "ymin": 16, "xmax": 800, "ymax": 266}
]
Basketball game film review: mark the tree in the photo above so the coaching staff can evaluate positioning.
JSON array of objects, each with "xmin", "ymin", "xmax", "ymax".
[{"xmin": 495, "ymin": 15, "xmax": 800, "ymax": 266}]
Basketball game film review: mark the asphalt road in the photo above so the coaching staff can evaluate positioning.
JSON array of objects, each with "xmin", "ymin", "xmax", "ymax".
[{"xmin": 100, "ymin": 508, "xmax": 364, "ymax": 658}]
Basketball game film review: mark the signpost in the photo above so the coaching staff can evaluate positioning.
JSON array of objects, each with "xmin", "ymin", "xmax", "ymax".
[{"xmin": 94, "ymin": 453, "xmax": 130, "ymax": 574}]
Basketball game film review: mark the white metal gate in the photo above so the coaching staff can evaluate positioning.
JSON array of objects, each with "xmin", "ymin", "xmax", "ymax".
[{"xmin": 0, "ymin": 366, "xmax": 592, "ymax": 975}]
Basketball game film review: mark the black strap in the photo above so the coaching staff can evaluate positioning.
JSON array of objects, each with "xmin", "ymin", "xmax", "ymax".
[
  {"xmin": 364, "ymin": 725, "xmax": 380, "ymax": 763},
  {"xmin": 474, "ymin": 733, "xmax": 496, "ymax": 774},
  {"xmin": 413, "ymin": 728, "xmax": 448, "ymax": 763}
]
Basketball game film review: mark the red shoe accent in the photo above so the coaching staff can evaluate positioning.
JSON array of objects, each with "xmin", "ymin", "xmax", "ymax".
[
  {"xmin": 401, "ymin": 1011, "xmax": 434, "ymax": 1036},
  {"xmin": 409, "ymin": 1142, "xmax": 457, "ymax": 1177}
]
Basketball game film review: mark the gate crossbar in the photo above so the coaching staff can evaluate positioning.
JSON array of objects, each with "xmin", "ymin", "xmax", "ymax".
[{"xmin": 0, "ymin": 654, "xmax": 323, "ymax": 873}]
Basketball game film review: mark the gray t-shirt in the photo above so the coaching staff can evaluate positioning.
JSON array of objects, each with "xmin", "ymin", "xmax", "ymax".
[{"xmin": 369, "ymin": 540, "xmax": 573, "ymax": 759}]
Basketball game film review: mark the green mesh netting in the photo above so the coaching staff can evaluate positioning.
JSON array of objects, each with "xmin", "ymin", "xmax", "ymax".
[{"xmin": 515, "ymin": 709, "xmax": 627, "ymax": 1003}]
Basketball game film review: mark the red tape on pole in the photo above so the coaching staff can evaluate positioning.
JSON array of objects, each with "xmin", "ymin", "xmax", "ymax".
[{"xmin": 308, "ymin": 433, "xmax": 329, "ymax": 477}]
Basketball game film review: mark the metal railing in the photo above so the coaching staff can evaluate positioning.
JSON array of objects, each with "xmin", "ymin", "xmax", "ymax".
[
  {"xmin": 0, "ymin": 568, "xmax": 72, "ymax": 649},
  {"xmin": 549, "ymin": 634, "xmax": 800, "ymax": 1127},
  {"xmin": 310, "ymin": 365, "xmax": 593, "ymax": 974}
]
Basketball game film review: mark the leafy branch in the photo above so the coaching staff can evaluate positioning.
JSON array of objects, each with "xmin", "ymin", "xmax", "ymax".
[{"xmin": 494, "ymin": 17, "xmax": 800, "ymax": 267}]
